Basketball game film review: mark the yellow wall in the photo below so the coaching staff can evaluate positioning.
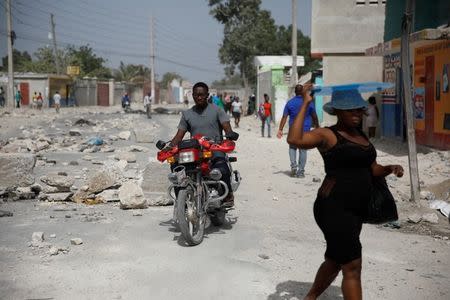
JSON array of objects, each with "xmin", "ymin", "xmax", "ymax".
[{"xmin": 414, "ymin": 40, "xmax": 450, "ymax": 133}]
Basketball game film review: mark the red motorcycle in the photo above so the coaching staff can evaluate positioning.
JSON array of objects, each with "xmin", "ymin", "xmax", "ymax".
[{"xmin": 156, "ymin": 133, "xmax": 241, "ymax": 246}]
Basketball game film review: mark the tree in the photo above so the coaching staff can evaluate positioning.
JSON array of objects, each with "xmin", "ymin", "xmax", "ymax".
[
  {"xmin": 1, "ymin": 49, "xmax": 32, "ymax": 72},
  {"xmin": 67, "ymin": 45, "xmax": 111, "ymax": 79},
  {"xmin": 211, "ymin": 74, "xmax": 243, "ymax": 88},
  {"xmin": 209, "ymin": 0, "xmax": 277, "ymax": 92},
  {"xmin": 113, "ymin": 61, "xmax": 151, "ymax": 84},
  {"xmin": 26, "ymin": 47, "xmax": 69, "ymax": 74},
  {"xmin": 209, "ymin": 0, "xmax": 321, "ymax": 89},
  {"xmin": 159, "ymin": 72, "xmax": 182, "ymax": 89},
  {"xmin": 271, "ymin": 25, "xmax": 321, "ymax": 76}
]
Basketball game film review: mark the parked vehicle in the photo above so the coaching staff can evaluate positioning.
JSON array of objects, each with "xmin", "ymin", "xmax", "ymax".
[
  {"xmin": 156, "ymin": 133, "xmax": 240, "ymax": 246},
  {"xmin": 123, "ymin": 100, "xmax": 130, "ymax": 113}
]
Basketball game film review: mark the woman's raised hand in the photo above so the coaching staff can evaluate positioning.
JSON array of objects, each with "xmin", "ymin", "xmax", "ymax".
[{"xmin": 302, "ymin": 83, "xmax": 314, "ymax": 104}]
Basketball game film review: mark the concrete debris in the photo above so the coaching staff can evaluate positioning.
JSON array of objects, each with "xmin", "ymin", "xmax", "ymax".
[
  {"xmin": 0, "ymin": 153, "xmax": 36, "ymax": 189},
  {"xmin": 69, "ymin": 129, "xmax": 82, "ymax": 136},
  {"xmin": 118, "ymin": 131, "xmax": 131, "ymax": 140},
  {"xmin": 32, "ymin": 232, "xmax": 44, "ymax": 243},
  {"xmin": 114, "ymin": 152, "xmax": 136, "ymax": 163},
  {"xmin": 420, "ymin": 190, "xmax": 436, "ymax": 200},
  {"xmin": 146, "ymin": 192, "xmax": 173, "ymax": 206},
  {"xmin": 127, "ymin": 145, "xmax": 148, "ymax": 152},
  {"xmin": 119, "ymin": 181, "xmax": 147, "ymax": 209},
  {"xmin": 44, "ymin": 192, "xmax": 74, "ymax": 202},
  {"xmin": 422, "ymin": 212, "xmax": 439, "ymax": 224},
  {"xmin": 429, "ymin": 200, "xmax": 450, "ymax": 218},
  {"xmin": 133, "ymin": 129, "xmax": 156, "ymax": 143},
  {"xmin": 40, "ymin": 174, "xmax": 75, "ymax": 191},
  {"xmin": 312, "ymin": 177, "xmax": 322, "ymax": 183},
  {"xmin": 95, "ymin": 189, "xmax": 120, "ymax": 202},
  {"xmin": 407, "ymin": 213, "xmax": 422, "ymax": 224},
  {"xmin": 70, "ymin": 238, "xmax": 83, "ymax": 245},
  {"xmin": 74, "ymin": 118, "xmax": 96, "ymax": 126},
  {"xmin": 0, "ymin": 210, "xmax": 13, "ymax": 217}
]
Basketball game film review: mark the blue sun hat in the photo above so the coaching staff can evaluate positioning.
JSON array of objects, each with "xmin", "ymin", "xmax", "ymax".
[
  {"xmin": 323, "ymin": 89, "xmax": 368, "ymax": 115},
  {"xmin": 312, "ymin": 82, "xmax": 395, "ymax": 115}
]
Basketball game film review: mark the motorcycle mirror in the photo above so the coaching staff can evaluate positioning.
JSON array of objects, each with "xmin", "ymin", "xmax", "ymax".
[
  {"xmin": 156, "ymin": 140, "xmax": 167, "ymax": 150},
  {"xmin": 226, "ymin": 131, "xmax": 239, "ymax": 141}
]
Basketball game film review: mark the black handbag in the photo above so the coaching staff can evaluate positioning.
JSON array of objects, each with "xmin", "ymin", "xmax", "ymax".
[{"xmin": 363, "ymin": 176, "xmax": 398, "ymax": 224}]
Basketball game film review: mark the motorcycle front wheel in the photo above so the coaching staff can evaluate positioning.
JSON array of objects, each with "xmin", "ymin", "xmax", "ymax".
[{"xmin": 176, "ymin": 187, "xmax": 205, "ymax": 246}]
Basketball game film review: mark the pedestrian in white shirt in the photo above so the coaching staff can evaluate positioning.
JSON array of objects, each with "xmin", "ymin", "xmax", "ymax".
[
  {"xmin": 143, "ymin": 92, "xmax": 152, "ymax": 118},
  {"xmin": 53, "ymin": 91, "xmax": 61, "ymax": 113},
  {"xmin": 231, "ymin": 97, "xmax": 243, "ymax": 128}
]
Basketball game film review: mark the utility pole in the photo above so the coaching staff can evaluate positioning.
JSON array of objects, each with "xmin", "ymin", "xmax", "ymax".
[
  {"xmin": 401, "ymin": 0, "xmax": 420, "ymax": 203},
  {"xmin": 6, "ymin": 0, "xmax": 14, "ymax": 107},
  {"xmin": 150, "ymin": 15, "xmax": 156, "ymax": 104},
  {"xmin": 50, "ymin": 14, "xmax": 61, "ymax": 74},
  {"xmin": 291, "ymin": 0, "xmax": 298, "ymax": 90}
]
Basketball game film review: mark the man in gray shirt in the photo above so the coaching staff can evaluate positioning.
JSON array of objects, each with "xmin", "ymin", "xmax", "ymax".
[{"xmin": 169, "ymin": 82, "xmax": 237, "ymax": 207}]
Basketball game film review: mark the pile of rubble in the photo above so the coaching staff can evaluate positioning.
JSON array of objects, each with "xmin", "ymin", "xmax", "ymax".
[{"xmin": 0, "ymin": 116, "xmax": 170, "ymax": 210}]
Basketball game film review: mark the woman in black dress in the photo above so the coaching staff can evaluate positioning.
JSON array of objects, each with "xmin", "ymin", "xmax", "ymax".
[{"xmin": 287, "ymin": 85, "xmax": 404, "ymax": 300}]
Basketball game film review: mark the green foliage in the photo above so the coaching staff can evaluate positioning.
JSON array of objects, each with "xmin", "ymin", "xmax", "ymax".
[
  {"xmin": 1, "ymin": 45, "xmax": 112, "ymax": 79},
  {"xmin": 67, "ymin": 45, "xmax": 111, "ymax": 79},
  {"xmin": 1, "ymin": 49, "xmax": 32, "ymax": 72},
  {"xmin": 271, "ymin": 25, "xmax": 321, "ymax": 75},
  {"xmin": 113, "ymin": 61, "xmax": 150, "ymax": 84},
  {"xmin": 209, "ymin": 0, "xmax": 276, "ymax": 88},
  {"xmin": 159, "ymin": 72, "xmax": 182, "ymax": 88},
  {"xmin": 208, "ymin": 0, "xmax": 321, "ymax": 87}
]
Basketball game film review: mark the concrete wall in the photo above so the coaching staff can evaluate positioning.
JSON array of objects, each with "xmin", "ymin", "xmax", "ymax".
[
  {"xmin": 322, "ymin": 56, "xmax": 384, "ymax": 125},
  {"xmin": 311, "ymin": 0, "xmax": 385, "ymax": 54},
  {"xmin": 74, "ymin": 79, "xmax": 97, "ymax": 106}
]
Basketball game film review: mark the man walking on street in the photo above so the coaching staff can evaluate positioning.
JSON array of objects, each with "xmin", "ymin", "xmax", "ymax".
[
  {"xmin": 277, "ymin": 84, "xmax": 319, "ymax": 178},
  {"xmin": 53, "ymin": 91, "xmax": 61, "ymax": 113},
  {"xmin": 0, "ymin": 87, "xmax": 5, "ymax": 107},
  {"xmin": 144, "ymin": 92, "xmax": 152, "ymax": 118},
  {"xmin": 15, "ymin": 90, "xmax": 22, "ymax": 108}
]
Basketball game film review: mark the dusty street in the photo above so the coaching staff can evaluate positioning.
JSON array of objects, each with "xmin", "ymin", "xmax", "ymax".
[{"xmin": 0, "ymin": 106, "xmax": 449, "ymax": 300}]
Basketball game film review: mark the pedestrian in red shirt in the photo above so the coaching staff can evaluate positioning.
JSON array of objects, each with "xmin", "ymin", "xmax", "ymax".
[{"xmin": 260, "ymin": 93, "xmax": 273, "ymax": 137}]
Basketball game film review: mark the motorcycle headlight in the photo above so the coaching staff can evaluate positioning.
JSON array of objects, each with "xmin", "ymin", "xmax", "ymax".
[{"xmin": 178, "ymin": 151, "xmax": 195, "ymax": 164}]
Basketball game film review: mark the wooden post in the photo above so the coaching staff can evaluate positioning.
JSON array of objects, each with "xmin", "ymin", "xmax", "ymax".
[{"xmin": 400, "ymin": 0, "xmax": 420, "ymax": 203}]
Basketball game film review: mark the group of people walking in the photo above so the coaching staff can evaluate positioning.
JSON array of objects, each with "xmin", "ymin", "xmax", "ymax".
[{"xmin": 0, "ymin": 88, "xmax": 62, "ymax": 113}]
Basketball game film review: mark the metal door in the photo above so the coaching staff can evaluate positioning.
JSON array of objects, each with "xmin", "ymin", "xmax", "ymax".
[
  {"xmin": 20, "ymin": 82, "xmax": 29, "ymax": 105},
  {"xmin": 97, "ymin": 83, "xmax": 109, "ymax": 106}
]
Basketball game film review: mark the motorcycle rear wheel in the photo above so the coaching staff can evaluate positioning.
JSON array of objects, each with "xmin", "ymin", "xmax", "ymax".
[{"xmin": 176, "ymin": 187, "xmax": 205, "ymax": 246}]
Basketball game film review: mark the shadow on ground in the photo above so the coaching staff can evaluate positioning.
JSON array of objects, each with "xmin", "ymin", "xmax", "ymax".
[
  {"xmin": 159, "ymin": 215, "xmax": 238, "ymax": 247},
  {"xmin": 272, "ymin": 170, "xmax": 293, "ymax": 177},
  {"xmin": 267, "ymin": 280, "xmax": 342, "ymax": 300},
  {"xmin": 371, "ymin": 137, "xmax": 432, "ymax": 157}
]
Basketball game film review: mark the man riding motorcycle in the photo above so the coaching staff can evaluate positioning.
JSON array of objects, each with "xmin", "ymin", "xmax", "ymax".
[
  {"xmin": 168, "ymin": 82, "xmax": 237, "ymax": 207},
  {"xmin": 122, "ymin": 92, "xmax": 130, "ymax": 109}
]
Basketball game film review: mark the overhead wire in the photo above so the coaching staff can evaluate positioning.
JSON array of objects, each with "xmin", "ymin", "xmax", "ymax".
[{"xmin": 4, "ymin": 0, "xmax": 224, "ymax": 76}]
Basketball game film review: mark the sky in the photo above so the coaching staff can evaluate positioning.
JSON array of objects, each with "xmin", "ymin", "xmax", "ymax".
[{"xmin": 0, "ymin": 0, "xmax": 312, "ymax": 84}]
